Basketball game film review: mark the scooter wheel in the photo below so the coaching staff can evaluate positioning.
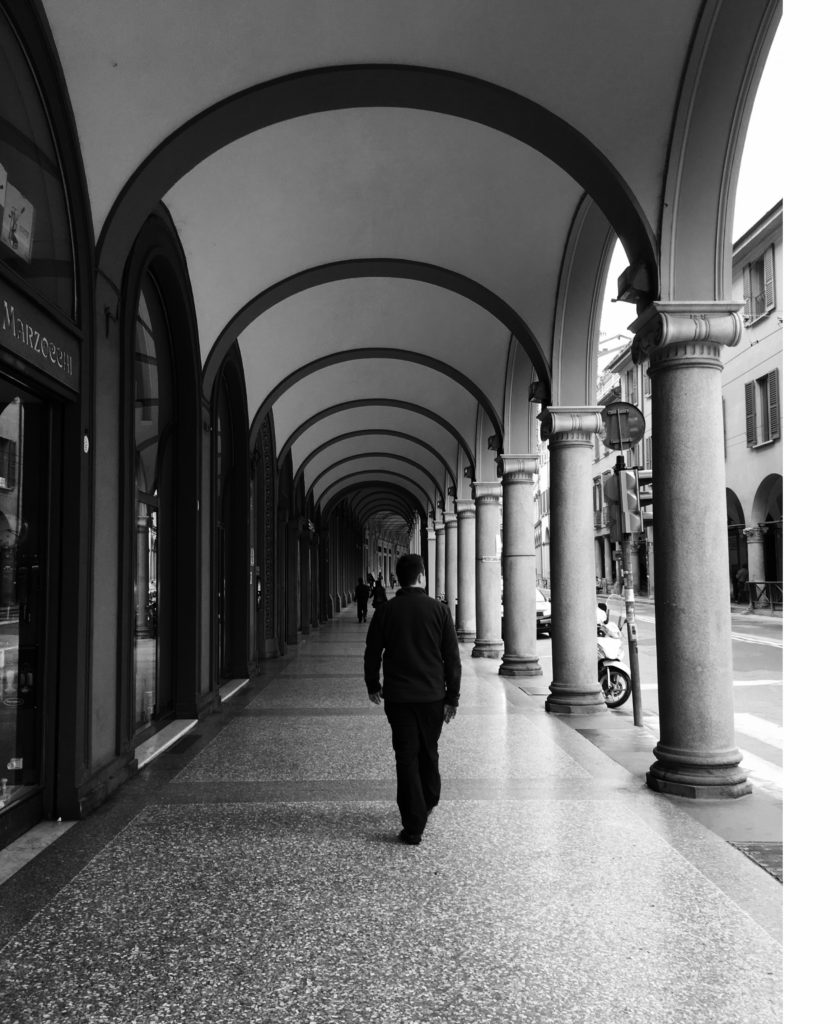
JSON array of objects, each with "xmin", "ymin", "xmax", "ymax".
[{"xmin": 599, "ymin": 665, "xmax": 631, "ymax": 709}]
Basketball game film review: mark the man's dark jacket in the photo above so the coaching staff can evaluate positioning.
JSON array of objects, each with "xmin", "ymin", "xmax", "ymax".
[{"xmin": 364, "ymin": 588, "xmax": 461, "ymax": 706}]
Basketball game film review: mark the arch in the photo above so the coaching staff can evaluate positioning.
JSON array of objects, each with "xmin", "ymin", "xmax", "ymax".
[
  {"xmin": 503, "ymin": 337, "xmax": 540, "ymax": 454},
  {"xmin": 320, "ymin": 470, "xmax": 433, "ymax": 516},
  {"xmin": 294, "ymin": 430, "xmax": 456, "ymax": 496},
  {"xmin": 307, "ymin": 452, "xmax": 442, "ymax": 506},
  {"xmin": 251, "ymin": 349, "xmax": 502, "ymax": 450},
  {"xmin": 353, "ymin": 499, "xmax": 417, "ymax": 528},
  {"xmin": 659, "ymin": 0, "xmax": 781, "ymax": 300},
  {"xmin": 275, "ymin": 399, "xmax": 476, "ymax": 470},
  {"xmin": 203, "ymin": 259, "xmax": 548, "ymax": 398},
  {"xmin": 551, "ymin": 196, "xmax": 619, "ymax": 406},
  {"xmin": 118, "ymin": 208, "xmax": 203, "ymax": 729},
  {"xmin": 751, "ymin": 473, "xmax": 782, "ymax": 526},
  {"xmin": 324, "ymin": 481, "xmax": 424, "ymax": 523},
  {"xmin": 97, "ymin": 65, "xmax": 658, "ymax": 296}
]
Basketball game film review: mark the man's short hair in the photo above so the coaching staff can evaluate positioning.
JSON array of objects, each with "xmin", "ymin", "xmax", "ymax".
[{"xmin": 396, "ymin": 553, "xmax": 425, "ymax": 587}]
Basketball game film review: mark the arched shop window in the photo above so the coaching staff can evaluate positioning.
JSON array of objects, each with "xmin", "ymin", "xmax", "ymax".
[
  {"xmin": 0, "ymin": 10, "xmax": 75, "ymax": 318},
  {"xmin": 133, "ymin": 274, "xmax": 174, "ymax": 733}
]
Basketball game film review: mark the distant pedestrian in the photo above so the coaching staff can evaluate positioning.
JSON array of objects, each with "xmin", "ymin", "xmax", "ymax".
[
  {"xmin": 371, "ymin": 580, "xmax": 388, "ymax": 609},
  {"xmin": 389, "ymin": 573, "xmax": 396, "ymax": 589},
  {"xmin": 735, "ymin": 565, "xmax": 749, "ymax": 603},
  {"xmin": 364, "ymin": 553, "xmax": 460, "ymax": 845},
  {"xmin": 355, "ymin": 577, "xmax": 370, "ymax": 623}
]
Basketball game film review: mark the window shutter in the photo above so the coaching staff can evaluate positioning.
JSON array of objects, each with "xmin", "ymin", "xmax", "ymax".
[
  {"xmin": 763, "ymin": 245, "xmax": 776, "ymax": 312},
  {"xmin": 644, "ymin": 435, "xmax": 652, "ymax": 467},
  {"xmin": 743, "ymin": 268, "xmax": 753, "ymax": 320},
  {"xmin": 768, "ymin": 367, "xmax": 780, "ymax": 439},
  {"xmin": 745, "ymin": 381, "xmax": 756, "ymax": 447}
]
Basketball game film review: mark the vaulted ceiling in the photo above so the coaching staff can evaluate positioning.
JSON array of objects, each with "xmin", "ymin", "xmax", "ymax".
[{"xmin": 40, "ymin": 0, "xmax": 779, "ymax": 539}]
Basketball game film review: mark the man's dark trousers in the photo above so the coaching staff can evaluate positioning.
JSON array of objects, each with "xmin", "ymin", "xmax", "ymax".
[{"xmin": 384, "ymin": 699, "xmax": 445, "ymax": 836}]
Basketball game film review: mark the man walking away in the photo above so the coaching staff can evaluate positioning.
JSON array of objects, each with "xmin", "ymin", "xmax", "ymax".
[
  {"xmin": 364, "ymin": 553, "xmax": 460, "ymax": 845},
  {"xmin": 355, "ymin": 577, "xmax": 371, "ymax": 622}
]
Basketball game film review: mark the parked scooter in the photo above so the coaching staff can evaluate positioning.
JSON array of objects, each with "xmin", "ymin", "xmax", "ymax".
[{"xmin": 597, "ymin": 602, "xmax": 632, "ymax": 708}]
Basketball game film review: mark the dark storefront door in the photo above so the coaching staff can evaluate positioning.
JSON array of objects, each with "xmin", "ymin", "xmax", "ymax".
[{"xmin": 0, "ymin": 376, "xmax": 51, "ymax": 821}]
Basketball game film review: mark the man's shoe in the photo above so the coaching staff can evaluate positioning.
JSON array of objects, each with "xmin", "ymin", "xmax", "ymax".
[{"xmin": 398, "ymin": 829, "xmax": 422, "ymax": 845}]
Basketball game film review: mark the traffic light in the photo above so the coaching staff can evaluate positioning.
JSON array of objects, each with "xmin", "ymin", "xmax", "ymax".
[
  {"xmin": 618, "ymin": 468, "xmax": 643, "ymax": 535},
  {"xmin": 603, "ymin": 474, "xmax": 622, "ymax": 542}
]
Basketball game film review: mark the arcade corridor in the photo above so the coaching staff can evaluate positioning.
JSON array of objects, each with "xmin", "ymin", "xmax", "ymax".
[{"xmin": 0, "ymin": 608, "xmax": 781, "ymax": 1023}]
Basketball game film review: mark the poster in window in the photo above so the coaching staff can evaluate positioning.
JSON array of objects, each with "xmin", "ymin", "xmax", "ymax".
[{"xmin": 1, "ymin": 183, "xmax": 34, "ymax": 263}]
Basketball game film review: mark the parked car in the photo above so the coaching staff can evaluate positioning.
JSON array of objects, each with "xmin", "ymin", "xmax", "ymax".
[
  {"xmin": 500, "ymin": 586, "xmax": 552, "ymax": 636},
  {"xmin": 536, "ymin": 587, "xmax": 551, "ymax": 636}
]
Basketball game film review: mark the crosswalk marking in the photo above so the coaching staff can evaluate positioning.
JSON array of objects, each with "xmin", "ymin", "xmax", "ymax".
[
  {"xmin": 633, "ymin": 614, "xmax": 782, "ymax": 649},
  {"xmin": 734, "ymin": 713, "xmax": 783, "ymax": 750},
  {"xmin": 731, "ymin": 632, "xmax": 783, "ymax": 649},
  {"xmin": 639, "ymin": 678, "xmax": 781, "ymax": 691},
  {"xmin": 642, "ymin": 710, "xmax": 782, "ymax": 795}
]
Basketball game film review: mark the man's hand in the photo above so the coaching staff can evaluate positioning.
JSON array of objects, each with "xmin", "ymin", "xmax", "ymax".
[
  {"xmin": 368, "ymin": 688, "xmax": 383, "ymax": 705},
  {"xmin": 443, "ymin": 704, "xmax": 457, "ymax": 724}
]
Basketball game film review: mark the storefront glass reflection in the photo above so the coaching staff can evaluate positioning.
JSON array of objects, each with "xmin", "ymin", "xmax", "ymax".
[
  {"xmin": 0, "ymin": 380, "xmax": 45, "ymax": 809},
  {"xmin": 133, "ymin": 278, "xmax": 167, "ymax": 732}
]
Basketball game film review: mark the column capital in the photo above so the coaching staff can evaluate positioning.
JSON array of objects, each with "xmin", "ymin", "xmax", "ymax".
[
  {"xmin": 539, "ymin": 406, "xmax": 602, "ymax": 444},
  {"xmin": 443, "ymin": 512, "xmax": 458, "ymax": 527},
  {"xmin": 455, "ymin": 499, "xmax": 476, "ymax": 518},
  {"xmin": 426, "ymin": 526, "xmax": 437, "ymax": 541},
  {"xmin": 496, "ymin": 454, "xmax": 539, "ymax": 482},
  {"xmin": 743, "ymin": 523, "xmax": 767, "ymax": 542},
  {"xmin": 630, "ymin": 301, "xmax": 743, "ymax": 369},
  {"xmin": 472, "ymin": 481, "xmax": 502, "ymax": 504}
]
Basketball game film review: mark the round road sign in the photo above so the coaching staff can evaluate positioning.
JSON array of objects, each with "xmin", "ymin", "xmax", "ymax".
[{"xmin": 601, "ymin": 401, "xmax": 645, "ymax": 451}]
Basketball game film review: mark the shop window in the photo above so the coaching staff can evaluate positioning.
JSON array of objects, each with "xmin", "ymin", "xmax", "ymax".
[
  {"xmin": 0, "ymin": 435, "xmax": 16, "ymax": 489},
  {"xmin": 745, "ymin": 368, "xmax": 780, "ymax": 447},
  {"xmin": 743, "ymin": 245, "xmax": 776, "ymax": 324},
  {"xmin": 0, "ymin": 12, "xmax": 74, "ymax": 317},
  {"xmin": 133, "ymin": 273, "xmax": 173, "ymax": 732}
]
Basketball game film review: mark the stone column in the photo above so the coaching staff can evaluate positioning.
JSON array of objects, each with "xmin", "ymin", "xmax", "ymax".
[
  {"xmin": 540, "ymin": 408, "xmax": 604, "ymax": 713},
  {"xmin": 472, "ymin": 482, "xmax": 503, "ymax": 658},
  {"xmin": 444, "ymin": 512, "xmax": 458, "ymax": 611},
  {"xmin": 425, "ymin": 525, "xmax": 437, "ymax": 597},
  {"xmin": 455, "ymin": 499, "xmax": 476, "ymax": 642},
  {"xmin": 632, "ymin": 301, "xmax": 750, "ymax": 798},
  {"xmin": 744, "ymin": 524, "xmax": 768, "ymax": 605},
  {"xmin": 435, "ymin": 522, "xmax": 446, "ymax": 601},
  {"xmin": 498, "ymin": 455, "xmax": 541, "ymax": 677}
]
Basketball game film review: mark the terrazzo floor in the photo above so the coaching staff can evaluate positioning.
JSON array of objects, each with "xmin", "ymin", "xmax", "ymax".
[{"xmin": 0, "ymin": 608, "xmax": 782, "ymax": 1023}]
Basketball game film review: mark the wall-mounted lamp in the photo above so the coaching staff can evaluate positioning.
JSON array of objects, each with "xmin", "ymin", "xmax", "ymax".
[
  {"xmin": 487, "ymin": 434, "xmax": 501, "ymax": 452},
  {"xmin": 463, "ymin": 465, "xmax": 475, "ymax": 480},
  {"xmin": 528, "ymin": 381, "xmax": 549, "ymax": 404}
]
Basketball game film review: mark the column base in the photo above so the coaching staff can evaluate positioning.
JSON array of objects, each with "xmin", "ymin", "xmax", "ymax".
[
  {"xmin": 457, "ymin": 629, "xmax": 476, "ymax": 643},
  {"xmin": 545, "ymin": 688, "xmax": 606, "ymax": 715},
  {"xmin": 472, "ymin": 639, "xmax": 503, "ymax": 659},
  {"xmin": 499, "ymin": 654, "xmax": 542, "ymax": 677},
  {"xmin": 646, "ymin": 746, "xmax": 752, "ymax": 799}
]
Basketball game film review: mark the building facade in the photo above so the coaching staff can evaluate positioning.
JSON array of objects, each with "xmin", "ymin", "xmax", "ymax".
[
  {"xmin": 592, "ymin": 204, "xmax": 782, "ymax": 605},
  {"xmin": 724, "ymin": 202, "xmax": 783, "ymax": 605}
]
